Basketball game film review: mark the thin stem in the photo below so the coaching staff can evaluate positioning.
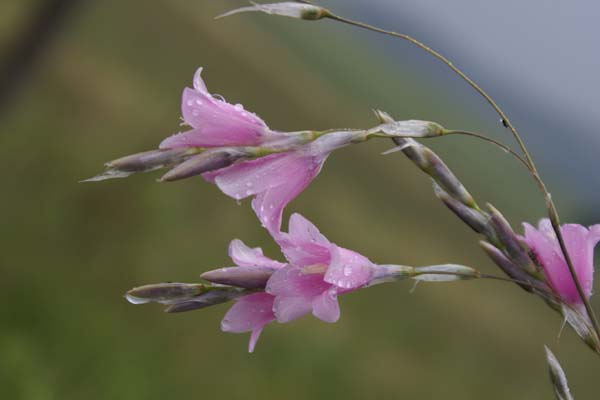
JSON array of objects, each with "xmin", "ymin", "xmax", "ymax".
[
  {"xmin": 324, "ymin": 11, "xmax": 600, "ymax": 340},
  {"xmin": 443, "ymin": 130, "xmax": 530, "ymax": 170},
  {"xmin": 413, "ymin": 270, "xmax": 557, "ymax": 300}
]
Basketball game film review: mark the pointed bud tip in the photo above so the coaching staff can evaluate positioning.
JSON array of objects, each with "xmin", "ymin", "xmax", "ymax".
[{"xmin": 216, "ymin": 2, "xmax": 330, "ymax": 21}]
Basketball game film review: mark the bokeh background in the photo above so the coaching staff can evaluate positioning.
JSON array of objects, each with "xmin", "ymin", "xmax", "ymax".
[{"xmin": 2, "ymin": 0, "xmax": 599, "ymax": 398}]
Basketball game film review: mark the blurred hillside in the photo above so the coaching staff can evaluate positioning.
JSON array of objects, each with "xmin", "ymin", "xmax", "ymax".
[{"xmin": 1, "ymin": 1, "xmax": 598, "ymax": 399}]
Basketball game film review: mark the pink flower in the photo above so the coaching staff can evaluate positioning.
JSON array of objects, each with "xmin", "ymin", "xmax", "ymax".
[
  {"xmin": 218, "ymin": 238, "xmax": 284, "ymax": 352},
  {"xmin": 267, "ymin": 213, "xmax": 386, "ymax": 323},
  {"xmin": 522, "ymin": 219, "xmax": 600, "ymax": 309},
  {"xmin": 159, "ymin": 68, "xmax": 362, "ymax": 234},
  {"xmin": 203, "ymin": 131, "xmax": 361, "ymax": 234},
  {"xmin": 215, "ymin": 213, "xmax": 392, "ymax": 352},
  {"xmin": 159, "ymin": 67, "xmax": 284, "ymax": 149}
]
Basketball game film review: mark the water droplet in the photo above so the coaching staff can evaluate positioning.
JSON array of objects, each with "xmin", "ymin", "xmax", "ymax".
[
  {"xmin": 343, "ymin": 266, "xmax": 353, "ymax": 277},
  {"xmin": 234, "ymin": 103, "xmax": 244, "ymax": 111},
  {"xmin": 186, "ymin": 99, "xmax": 194, "ymax": 106},
  {"xmin": 245, "ymin": 190, "xmax": 252, "ymax": 196},
  {"xmin": 195, "ymin": 99, "xmax": 203, "ymax": 106},
  {"xmin": 192, "ymin": 109, "xmax": 200, "ymax": 117},
  {"xmin": 245, "ymin": 182, "xmax": 253, "ymax": 187}
]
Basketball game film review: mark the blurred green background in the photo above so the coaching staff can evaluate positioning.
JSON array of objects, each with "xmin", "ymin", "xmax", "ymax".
[{"xmin": 1, "ymin": 1, "xmax": 598, "ymax": 399}]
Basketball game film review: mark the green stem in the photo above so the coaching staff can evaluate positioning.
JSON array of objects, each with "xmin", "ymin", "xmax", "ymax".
[{"xmin": 323, "ymin": 11, "xmax": 600, "ymax": 338}]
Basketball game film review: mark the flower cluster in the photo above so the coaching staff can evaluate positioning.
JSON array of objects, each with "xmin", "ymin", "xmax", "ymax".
[{"xmin": 94, "ymin": 65, "xmax": 600, "ymax": 353}]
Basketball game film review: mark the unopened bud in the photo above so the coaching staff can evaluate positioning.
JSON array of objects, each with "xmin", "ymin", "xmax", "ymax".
[
  {"xmin": 544, "ymin": 346, "xmax": 574, "ymax": 400},
  {"xmin": 82, "ymin": 148, "xmax": 200, "ymax": 182},
  {"xmin": 108, "ymin": 148, "xmax": 196, "ymax": 171},
  {"xmin": 217, "ymin": 2, "xmax": 330, "ymax": 21},
  {"xmin": 434, "ymin": 183, "xmax": 491, "ymax": 235},
  {"xmin": 125, "ymin": 283, "xmax": 205, "ymax": 305},
  {"xmin": 422, "ymin": 148, "xmax": 476, "ymax": 207},
  {"xmin": 479, "ymin": 241, "xmax": 544, "ymax": 293},
  {"xmin": 164, "ymin": 287, "xmax": 246, "ymax": 313},
  {"xmin": 159, "ymin": 148, "xmax": 246, "ymax": 182},
  {"xmin": 368, "ymin": 120, "xmax": 445, "ymax": 138},
  {"xmin": 487, "ymin": 204, "xmax": 537, "ymax": 274},
  {"xmin": 413, "ymin": 264, "xmax": 479, "ymax": 281},
  {"xmin": 201, "ymin": 266, "xmax": 275, "ymax": 289}
]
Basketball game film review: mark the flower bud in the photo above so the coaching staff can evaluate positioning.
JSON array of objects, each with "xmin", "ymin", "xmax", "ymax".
[
  {"xmin": 159, "ymin": 148, "xmax": 246, "ymax": 182},
  {"xmin": 201, "ymin": 266, "xmax": 275, "ymax": 289},
  {"xmin": 487, "ymin": 204, "xmax": 537, "ymax": 274},
  {"xmin": 82, "ymin": 148, "xmax": 200, "ymax": 182},
  {"xmin": 125, "ymin": 283, "xmax": 206, "ymax": 305},
  {"xmin": 164, "ymin": 287, "xmax": 246, "ymax": 313},
  {"xmin": 434, "ymin": 183, "xmax": 491, "ymax": 235},
  {"xmin": 544, "ymin": 346, "xmax": 574, "ymax": 400},
  {"xmin": 479, "ymin": 241, "xmax": 544, "ymax": 293},
  {"xmin": 217, "ymin": 2, "xmax": 331, "ymax": 21},
  {"xmin": 368, "ymin": 120, "xmax": 445, "ymax": 138}
]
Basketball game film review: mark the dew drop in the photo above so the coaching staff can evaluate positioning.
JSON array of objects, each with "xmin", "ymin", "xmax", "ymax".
[
  {"xmin": 186, "ymin": 99, "xmax": 194, "ymax": 106},
  {"xmin": 343, "ymin": 266, "xmax": 353, "ymax": 277},
  {"xmin": 234, "ymin": 103, "xmax": 244, "ymax": 111}
]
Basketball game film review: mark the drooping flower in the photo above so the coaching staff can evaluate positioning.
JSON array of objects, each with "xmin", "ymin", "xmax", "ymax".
[
  {"xmin": 87, "ymin": 67, "xmax": 366, "ymax": 233},
  {"xmin": 266, "ymin": 213, "xmax": 391, "ymax": 323},
  {"xmin": 203, "ymin": 131, "xmax": 360, "ymax": 234},
  {"xmin": 203, "ymin": 214, "xmax": 387, "ymax": 350},
  {"xmin": 522, "ymin": 218, "xmax": 600, "ymax": 310}
]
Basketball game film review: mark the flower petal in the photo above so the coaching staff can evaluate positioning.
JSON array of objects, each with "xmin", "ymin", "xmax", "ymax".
[
  {"xmin": 523, "ymin": 219, "xmax": 599, "ymax": 305},
  {"xmin": 160, "ymin": 68, "xmax": 270, "ymax": 149},
  {"xmin": 312, "ymin": 286, "xmax": 340, "ymax": 323},
  {"xmin": 267, "ymin": 265, "xmax": 331, "ymax": 323},
  {"xmin": 228, "ymin": 239, "xmax": 285, "ymax": 269},
  {"xmin": 221, "ymin": 292, "xmax": 275, "ymax": 334},
  {"xmin": 205, "ymin": 152, "xmax": 325, "ymax": 234},
  {"xmin": 277, "ymin": 213, "xmax": 332, "ymax": 266},
  {"xmin": 324, "ymin": 245, "xmax": 375, "ymax": 289},
  {"xmin": 272, "ymin": 296, "xmax": 313, "ymax": 323}
]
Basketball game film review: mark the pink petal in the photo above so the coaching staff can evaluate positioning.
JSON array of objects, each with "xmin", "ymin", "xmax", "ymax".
[
  {"xmin": 288, "ymin": 213, "xmax": 330, "ymax": 246},
  {"xmin": 272, "ymin": 296, "xmax": 313, "ymax": 323},
  {"xmin": 159, "ymin": 68, "xmax": 270, "ymax": 149},
  {"xmin": 192, "ymin": 67, "xmax": 208, "ymax": 92},
  {"xmin": 228, "ymin": 239, "xmax": 285, "ymax": 269},
  {"xmin": 562, "ymin": 224, "xmax": 598, "ymax": 299},
  {"xmin": 523, "ymin": 219, "xmax": 600, "ymax": 304},
  {"xmin": 221, "ymin": 293, "xmax": 275, "ymax": 352},
  {"xmin": 205, "ymin": 153, "xmax": 325, "ymax": 234},
  {"xmin": 324, "ymin": 246, "xmax": 375, "ymax": 289},
  {"xmin": 312, "ymin": 286, "xmax": 340, "ymax": 323},
  {"xmin": 266, "ymin": 265, "xmax": 331, "ymax": 323},
  {"xmin": 277, "ymin": 213, "xmax": 332, "ymax": 266},
  {"xmin": 248, "ymin": 327, "xmax": 264, "ymax": 353}
]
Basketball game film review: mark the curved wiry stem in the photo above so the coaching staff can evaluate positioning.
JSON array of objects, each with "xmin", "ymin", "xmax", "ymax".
[{"xmin": 323, "ymin": 11, "xmax": 600, "ymax": 339}]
